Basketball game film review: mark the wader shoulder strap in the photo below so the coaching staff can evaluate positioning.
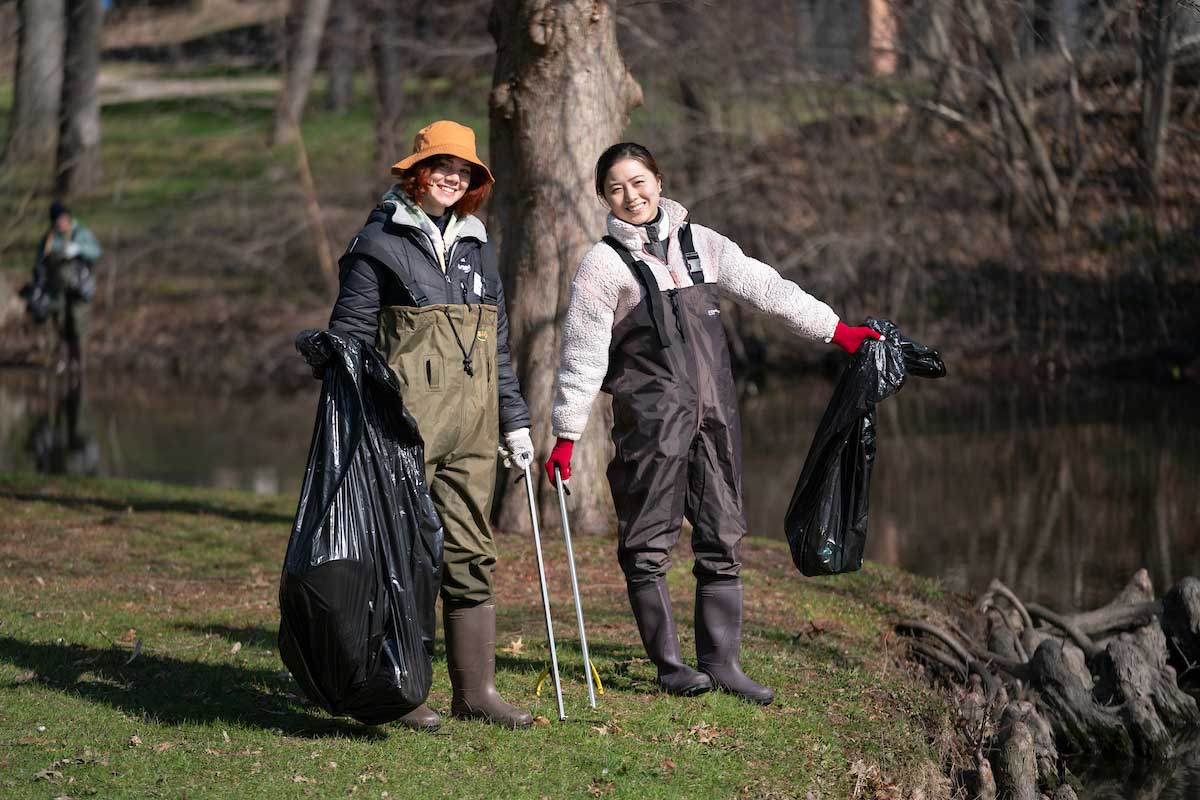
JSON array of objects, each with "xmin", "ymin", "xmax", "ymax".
[
  {"xmin": 677, "ymin": 222, "xmax": 705, "ymax": 285},
  {"xmin": 342, "ymin": 232, "xmax": 429, "ymax": 306},
  {"xmin": 602, "ymin": 236, "xmax": 671, "ymax": 349}
]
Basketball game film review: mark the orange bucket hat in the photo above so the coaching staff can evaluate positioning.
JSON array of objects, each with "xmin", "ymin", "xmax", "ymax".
[{"xmin": 390, "ymin": 120, "xmax": 494, "ymax": 186}]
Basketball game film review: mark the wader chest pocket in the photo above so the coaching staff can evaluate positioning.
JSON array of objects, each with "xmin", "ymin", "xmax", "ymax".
[{"xmin": 423, "ymin": 355, "xmax": 444, "ymax": 391}]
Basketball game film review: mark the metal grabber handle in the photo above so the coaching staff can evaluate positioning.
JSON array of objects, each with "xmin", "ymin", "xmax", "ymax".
[
  {"xmin": 523, "ymin": 463, "xmax": 565, "ymax": 721},
  {"xmin": 556, "ymin": 465, "xmax": 601, "ymax": 709}
]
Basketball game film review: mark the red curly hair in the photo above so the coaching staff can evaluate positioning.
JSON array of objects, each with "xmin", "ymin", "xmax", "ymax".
[{"xmin": 399, "ymin": 155, "xmax": 492, "ymax": 217}]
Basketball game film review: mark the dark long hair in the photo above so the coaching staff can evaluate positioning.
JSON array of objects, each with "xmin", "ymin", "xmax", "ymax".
[{"xmin": 594, "ymin": 142, "xmax": 662, "ymax": 198}]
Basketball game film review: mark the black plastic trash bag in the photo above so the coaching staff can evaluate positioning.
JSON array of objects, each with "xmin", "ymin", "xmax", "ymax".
[
  {"xmin": 278, "ymin": 329, "xmax": 443, "ymax": 725},
  {"xmin": 785, "ymin": 319, "xmax": 945, "ymax": 577}
]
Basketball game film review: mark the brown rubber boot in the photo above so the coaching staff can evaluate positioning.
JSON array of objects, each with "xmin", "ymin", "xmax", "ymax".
[
  {"xmin": 695, "ymin": 578, "xmax": 774, "ymax": 705},
  {"xmin": 394, "ymin": 703, "xmax": 441, "ymax": 732},
  {"xmin": 444, "ymin": 601, "xmax": 533, "ymax": 728},
  {"xmin": 628, "ymin": 579, "xmax": 712, "ymax": 696}
]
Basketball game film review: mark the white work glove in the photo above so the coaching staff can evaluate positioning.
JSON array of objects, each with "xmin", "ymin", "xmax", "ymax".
[
  {"xmin": 64, "ymin": 242, "xmax": 81, "ymax": 259},
  {"xmin": 499, "ymin": 427, "xmax": 535, "ymax": 470}
]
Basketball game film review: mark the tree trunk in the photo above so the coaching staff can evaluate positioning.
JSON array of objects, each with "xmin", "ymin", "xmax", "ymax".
[
  {"xmin": 272, "ymin": 0, "xmax": 333, "ymax": 145},
  {"xmin": 861, "ymin": 0, "xmax": 898, "ymax": 76},
  {"xmin": 1137, "ymin": 0, "xmax": 1178, "ymax": 201},
  {"xmin": 5, "ymin": 0, "xmax": 65, "ymax": 165},
  {"xmin": 370, "ymin": 0, "xmax": 406, "ymax": 178},
  {"xmin": 488, "ymin": 0, "xmax": 642, "ymax": 533},
  {"xmin": 56, "ymin": 0, "xmax": 103, "ymax": 197},
  {"xmin": 324, "ymin": 0, "xmax": 360, "ymax": 112}
]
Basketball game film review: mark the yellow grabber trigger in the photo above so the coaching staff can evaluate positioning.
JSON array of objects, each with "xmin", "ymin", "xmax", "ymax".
[{"xmin": 536, "ymin": 661, "xmax": 604, "ymax": 697}]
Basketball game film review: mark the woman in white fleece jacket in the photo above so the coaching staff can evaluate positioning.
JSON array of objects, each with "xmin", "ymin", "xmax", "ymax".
[{"xmin": 543, "ymin": 143, "xmax": 881, "ymax": 705}]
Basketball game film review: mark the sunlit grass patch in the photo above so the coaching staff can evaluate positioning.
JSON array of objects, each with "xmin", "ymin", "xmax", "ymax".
[{"xmin": 0, "ymin": 472, "xmax": 952, "ymax": 798}]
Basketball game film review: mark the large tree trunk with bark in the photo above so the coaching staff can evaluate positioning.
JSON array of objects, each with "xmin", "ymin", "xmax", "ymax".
[
  {"xmin": 272, "ymin": 0, "xmax": 333, "ymax": 145},
  {"xmin": 370, "ymin": 0, "xmax": 406, "ymax": 178},
  {"xmin": 5, "ymin": 0, "xmax": 65, "ymax": 165},
  {"xmin": 488, "ymin": 0, "xmax": 642, "ymax": 533},
  {"xmin": 56, "ymin": 0, "xmax": 103, "ymax": 197}
]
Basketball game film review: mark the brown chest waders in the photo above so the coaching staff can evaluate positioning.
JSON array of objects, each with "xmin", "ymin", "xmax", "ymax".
[
  {"xmin": 601, "ymin": 228, "xmax": 773, "ymax": 704},
  {"xmin": 377, "ymin": 303, "xmax": 500, "ymax": 606}
]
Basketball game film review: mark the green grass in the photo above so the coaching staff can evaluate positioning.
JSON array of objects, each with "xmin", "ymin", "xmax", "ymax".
[{"xmin": 0, "ymin": 472, "xmax": 952, "ymax": 798}]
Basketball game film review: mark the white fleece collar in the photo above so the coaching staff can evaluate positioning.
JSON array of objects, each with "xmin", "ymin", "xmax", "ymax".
[{"xmin": 606, "ymin": 197, "xmax": 689, "ymax": 252}]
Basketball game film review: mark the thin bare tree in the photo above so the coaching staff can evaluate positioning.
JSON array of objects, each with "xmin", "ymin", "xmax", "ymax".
[
  {"xmin": 1137, "ymin": 0, "xmax": 1179, "ymax": 200},
  {"xmin": 324, "ymin": 0, "xmax": 361, "ymax": 112},
  {"xmin": 489, "ymin": 0, "xmax": 643, "ymax": 533},
  {"xmin": 5, "ymin": 0, "xmax": 65, "ymax": 166},
  {"xmin": 370, "ymin": 0, "xmax": 407, "ymax": 177},
  {"xmin": 273, "ymin": 0, "xmax": 333, "ymax": 145},
  {"xmin": 56, "ymin": 0, "xmax": 103, "ymax": 197}
]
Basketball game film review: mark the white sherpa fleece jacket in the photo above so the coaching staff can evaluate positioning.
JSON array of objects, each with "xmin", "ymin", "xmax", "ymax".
[{"xmin": 551, "ymin": 197, "xmax": 840, "ymax": 440}]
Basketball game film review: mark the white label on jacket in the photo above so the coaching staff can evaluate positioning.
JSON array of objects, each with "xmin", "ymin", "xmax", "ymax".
[{"xmin": 473, "ymin": 273, "xmax": 483, "ymax": 297}]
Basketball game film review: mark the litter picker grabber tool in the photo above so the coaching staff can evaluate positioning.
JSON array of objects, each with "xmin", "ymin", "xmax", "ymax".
[
  {"xmin": 522, "ymin": 463, "xmax": 565, "ymax": 721},
  {"xmin": 555, "ymin": 465, "xmax": 602, "ymax": 708}
]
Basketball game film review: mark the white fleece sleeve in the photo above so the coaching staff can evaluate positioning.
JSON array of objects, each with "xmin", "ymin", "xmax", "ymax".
[
  {"xmin": 551, "ymin": 279, "xmax": 616, "ymax": 441},
  {"xmin": 712, "ymin": 232, "xmax": 839, "ymax": 341}
]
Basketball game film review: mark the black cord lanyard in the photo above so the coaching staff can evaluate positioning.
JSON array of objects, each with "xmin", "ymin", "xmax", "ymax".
[{"xmin": 443, "ymin": 305, "xmax": 484, "ymax": 377}]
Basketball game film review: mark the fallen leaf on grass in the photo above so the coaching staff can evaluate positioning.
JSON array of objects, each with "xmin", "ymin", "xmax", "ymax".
[
  {"xmin": 532, "ymin": 715, "xmax": 551, "ymax": 726},
  {"xmin": 590, "ymin": 724, "xmax": 610, "ymax": 736},
  {"xmin": 35, "ymin": 576, "xmax": 46, "ymax": 586},
  {"xmin": 230, "ymin": 642, "xmax": 242, "ymax": 655},
  {"xmin": 501, "ymin": 637, "xmax": 524, "ymax": 655},
  {"xmin": 15, "ymin": 670, "xmax": 36, "ymax": 684},
  {"xmin": 33, "ymin": 768, "xmax": 63, "ymax": 782},
  {"xmin": 118, "ymin": 628, "xmax": 137, "ymax": 644},
  {"xmin": 658, "ymin": 758, "xmax": 676, "ymax": 774},
  {"xmin": 152, "ymin": 743, "xmax": 173, "ymax": 754},
  {"xmin": 127, "ymin": 735, "xmax": 142, "ymax": 748},
  {"xmin": 291, "ymin": 774, "xmax": 315, "ymax": 784},
  {"xmin": 688, "ymin": 721, "xmax": 719, "ymax": 745}
]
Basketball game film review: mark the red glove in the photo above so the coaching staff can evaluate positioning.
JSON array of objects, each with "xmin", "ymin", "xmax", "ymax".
[
  {"xmin": 831, "ymin": 321, "xmax": 882, "ymax": 354},
  {"xmin": 544, "ymin": 438, "xmax": 574, "ymax": 483}
]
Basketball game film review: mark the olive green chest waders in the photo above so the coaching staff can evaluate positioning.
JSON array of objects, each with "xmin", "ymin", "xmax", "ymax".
[
  {"xmin": 601, "ymin": 226, "xmax": 774, "ymax": 704},
  {"xmin": 377, "ymin": 303, "xmax": 500, "ymax": 606},
  {"xmin": 376, "ymin": 302, "xmax": 533, "ymax": 728}
]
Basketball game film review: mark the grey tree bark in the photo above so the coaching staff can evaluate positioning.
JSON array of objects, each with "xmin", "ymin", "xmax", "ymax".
[
  {"xmin": 56, "ymin": 0, "xmax": 103, "ymax": 197},
  {"xmin": 1137, "ymin": 0, "xmax": 1178, "ymax": 200},
  {"xmin": 324, "ymin": 0, "xmax": 360, "ymax": 112},
  {"xmin": 370, "ymin": 0, "xmax": 406, "ymax": 177},
  {"xmin": 273, "ymin": 0, "xmax": 333, "ymax": 145},
  {"xmin": 5, "ymin": 0, "xmax": 65, "ymax": 165},
  {"xmin": 488, "ymin": 0, "xmax": 643, "ymax": 533}
]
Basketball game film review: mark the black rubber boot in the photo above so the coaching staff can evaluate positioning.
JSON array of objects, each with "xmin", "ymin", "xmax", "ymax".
[
  {"xmin": 444, "ymin": 601, "xmax": 533, "ymax": 728},
  {"xmin": 628, "ymin": 579, "xmax": 712, "ymax": 696},
  {"xmin": 394, "ymin": 703, "xmax": 441, "ymax": 732},
  {"xmin": 695, "ymin": 578, "xmax": 774, "ymax": 705}
]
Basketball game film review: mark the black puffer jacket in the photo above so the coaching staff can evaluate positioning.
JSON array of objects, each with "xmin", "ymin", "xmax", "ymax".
[{"xmin": 329, "ymin": 201, "xmax": 531, "ymax": 433}]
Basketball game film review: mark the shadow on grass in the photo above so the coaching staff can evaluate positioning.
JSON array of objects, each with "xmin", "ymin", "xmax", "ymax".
[
  {"xmin": 0, "ymin": 635, "xmax": 384, "ymax": 740},
  {"xmin": 0, "ymin": 489, "xmax": 292, "ymax": 526}
]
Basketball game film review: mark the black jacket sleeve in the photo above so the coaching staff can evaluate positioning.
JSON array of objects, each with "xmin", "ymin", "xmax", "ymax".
[
  {"xmin": 328, "ymin": 256, "xmax": 381, "ymax": 345},
  {"xmin": 487, "ymin": 242, "xmax": 532, "ymax": 433}
]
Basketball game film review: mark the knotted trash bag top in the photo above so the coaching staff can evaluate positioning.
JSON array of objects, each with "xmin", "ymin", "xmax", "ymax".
[
  {"xmin": 785, "ymin": 319, "xmax": 945, "ymax": 577},
  {"xmin": 278, "ymin": 329, "xmax": 444, "ymax": 725}
]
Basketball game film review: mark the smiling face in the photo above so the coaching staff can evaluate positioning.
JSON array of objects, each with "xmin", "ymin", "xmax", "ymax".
[
  {"xmin": 419, "ymin": 156, "xmax": 473, "ymax": 216},
  {"xmin": 602, "ymin": 157, "xmax": 662, "ymax": 226}
]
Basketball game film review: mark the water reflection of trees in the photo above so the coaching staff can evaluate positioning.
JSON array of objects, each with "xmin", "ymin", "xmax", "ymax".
[{"xmin": 739, "ymin": 377, "xmax": 1200, "ymax": 611}]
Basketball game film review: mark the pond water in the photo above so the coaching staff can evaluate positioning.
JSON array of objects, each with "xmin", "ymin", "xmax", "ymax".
[{"xmin": 1, "ymin": 368, "xmax": 1198, "ymax": 797}]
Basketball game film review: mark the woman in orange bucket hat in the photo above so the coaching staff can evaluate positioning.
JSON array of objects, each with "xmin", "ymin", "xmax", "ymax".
[{"xmin": 325, "ymin": 120, "xmax": 534, "ymax": 730}]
